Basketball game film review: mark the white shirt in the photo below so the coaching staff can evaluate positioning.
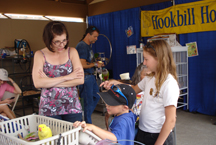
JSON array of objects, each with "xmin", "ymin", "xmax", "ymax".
[{"xmin": 138, "ymin": 74, "xmax": 179, "ymax": 133}]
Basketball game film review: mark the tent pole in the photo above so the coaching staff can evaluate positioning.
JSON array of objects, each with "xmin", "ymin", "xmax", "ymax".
[{"xmin": 172, "ymin": 0, "xmax": 175, "ymax": 6}]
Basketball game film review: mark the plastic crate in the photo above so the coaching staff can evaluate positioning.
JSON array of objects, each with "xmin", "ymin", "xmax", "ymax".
[
  {"xmin": 0, "ymin": 114, "xmax": 101, "ymax": 145},
  {"xmin": 79, "ymin": 129, "xmax": 102, "ymax": 145}
]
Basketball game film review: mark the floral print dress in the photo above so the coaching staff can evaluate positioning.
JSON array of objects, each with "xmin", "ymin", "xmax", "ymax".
[{"xmin": 39, "ymin": 48, "xmax": 82, "ymax": 116}]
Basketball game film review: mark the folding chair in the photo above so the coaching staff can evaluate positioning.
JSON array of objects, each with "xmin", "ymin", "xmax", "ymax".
[{"xmin": 2, "ymin": 91, "xmax": 20, "ymax": 114}]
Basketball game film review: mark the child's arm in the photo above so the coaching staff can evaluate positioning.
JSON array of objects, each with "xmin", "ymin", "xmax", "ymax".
[
  {"xmin": 0, "ymin": 98, "xmax": 13, "ymax": 104},
  {"xmin": 154, "ymin": 105, "xmax": 176, "ymax": 145},
  {"xmin": 100, "ymin": 79, "xmax": 123, "ymax": 90},
  {"xmin": 100, "ymin": 80, "xmax": 142, "ymax": 94},
  {"xmin": 73, "ymin": 121, "xmax": 117, "ymax": 141},
  {"xmin": 8, "ymin": 78, "xmax": 22, "ymax": 94},
  {"xmin": 131, "ymin": 84, "xmax": 142, "ymax": 94}
]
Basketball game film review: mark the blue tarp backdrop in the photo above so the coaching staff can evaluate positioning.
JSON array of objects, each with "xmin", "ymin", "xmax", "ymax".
[
  {"xmin": 88, "ymin": 8, "xmax": 140, "ymax": 80},
  {"xmin": 88, "ymin": 0, "xmax": 216, "ymax": 116}
]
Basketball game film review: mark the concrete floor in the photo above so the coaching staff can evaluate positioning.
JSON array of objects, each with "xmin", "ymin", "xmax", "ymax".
[
  {"xmin": 14, "ymin": 105, "xmax": 216, "ymax": 145},
  {"xmin": 92, "ymin": 109, "xmax": 216, "ymax": 145},
  {"xmin": 175, "ymin": 109, "xmax": 216, "ymax": 145}
]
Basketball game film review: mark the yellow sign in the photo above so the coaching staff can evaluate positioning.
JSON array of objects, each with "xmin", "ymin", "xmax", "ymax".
[{"xmin": 141, "ymin": 0, "xmax": 216, "ymax": 37}]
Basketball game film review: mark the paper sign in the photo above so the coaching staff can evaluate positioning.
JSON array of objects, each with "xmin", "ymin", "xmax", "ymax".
[
  {"xmin": 186, "ymin": 42, "xmax": 198, "ymax": 57},
  {"xmin": 127, "ymin": 45, "xmax": 136, "ymax": 54},
  {"xmin": 125, "ymin": 26, "xmax": 133, "ymax": 37}
]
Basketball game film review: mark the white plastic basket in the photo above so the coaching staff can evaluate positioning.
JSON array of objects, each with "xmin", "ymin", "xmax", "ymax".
[
  {"xmin": 0, "ymin": 114, "xmax": 101, "ymax": 145},
  {"xmin": 79, "ymin": 129, "xmax": 102, "ymax": 145}
]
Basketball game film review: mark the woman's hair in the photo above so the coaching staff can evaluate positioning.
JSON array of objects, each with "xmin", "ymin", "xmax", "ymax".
[
  {"xmin": 43, "ymin": 21, "xmax": 69, "ymax": 52},
  {"xmin": 80, "ymin": 26, "xmax": 100, "ymax": 41},
  {"xmin": 144, "ymin": 40, "xmax": 178, "ymax": 97},
  {"xmin": 131, "ymin": 64, "xmax": 148, "ymax": 85}
]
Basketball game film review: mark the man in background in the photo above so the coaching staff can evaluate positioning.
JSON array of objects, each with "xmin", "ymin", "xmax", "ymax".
[{"xmin": 76, "ymin": 26, "xmax": 104, "ymax": 123}]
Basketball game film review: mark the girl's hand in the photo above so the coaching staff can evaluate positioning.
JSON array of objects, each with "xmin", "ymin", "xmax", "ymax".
[
  {"xmin": 100, "ymin": 80, "xmax": 115, "ymax": 90},
  {"xmin": 4, "ymin": 98, "xmax": 13, "ymax": 104},
  {"xmin": 8, "ymin": 77, "xmax": 13, "ymax": 83}
]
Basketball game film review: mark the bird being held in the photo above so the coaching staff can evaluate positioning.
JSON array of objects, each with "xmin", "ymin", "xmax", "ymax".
[{"xmin": 38, "ymin": 124, "xmax": 52, "ymax": 140}]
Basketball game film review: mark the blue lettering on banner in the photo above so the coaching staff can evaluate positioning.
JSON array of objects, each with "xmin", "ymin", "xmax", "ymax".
[
  {"xmin": 164, "ymin": 17, "xmax": 170, "ymax": 28},
  {"xmin": 188, "ymin": 8, "xmax": 191, "ymax": 25},
  {"xmin": 210, "ymin": 10, "xmax": 216, "ymax": 22},
  {"xmin": 201, "ymin": 6, "xmax": 216, "ymax": 23},
  {"xmin": 192, "ymin": 8, "xmax": 195, "ymax": 25},
  {"xmin": 152, "ymin": 15, "xmax": 158, "ymax": 29},
  {"xmin": 170, "ymin": 12, "xmax": 177, "ymax": 27},
  {"xmin": 158, "ymin": 18, "xmax": 164, "ymax": 28},
  {"xmin": 152, "ymin": 8, "xmax": 195, "ymax": 29},
  {"xmin": 177, "ymin": 10, "xmax": 183, "ymax": 26},
  {"xmin": 201, "ymin": 6, "xmax": 210, "ymax": 23},
  {"xmin": 184, "ymin": 11, "xmax": 187, "ymax": 26}
]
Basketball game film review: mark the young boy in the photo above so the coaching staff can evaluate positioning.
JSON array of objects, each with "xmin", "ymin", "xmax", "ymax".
[{"xmin": 73, "ymin": 84, "xmax": 137, "ymax": 145}]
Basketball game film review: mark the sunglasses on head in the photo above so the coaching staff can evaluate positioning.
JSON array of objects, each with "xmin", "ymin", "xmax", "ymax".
[
  {"xmin": 146, "ymin": 42, "xmax": 157, "ymax": 56},
  {"xmin": 111, "ymin": 85, "xmax": 128, "ymax": 106}
]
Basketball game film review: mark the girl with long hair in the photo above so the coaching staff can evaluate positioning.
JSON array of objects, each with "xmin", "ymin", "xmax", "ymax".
[{"xmin": 101, "ymin": 40, "xmax": 179, "ymax": 145}]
